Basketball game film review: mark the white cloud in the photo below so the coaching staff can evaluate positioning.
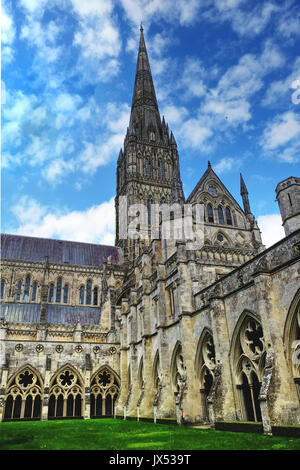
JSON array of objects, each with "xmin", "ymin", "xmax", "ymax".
[
  {"xmin": 207, "ymin": 1, "xmax": 281, "ymax": 37},
  {"xmin": 10, "ymin": 196, "xmax": 116, "ymax": 245},
  {"xmin": 2, "ymin": 2, "xmax": 16, "ymax": 63},
  {"xmin": 177, "ymin": 118, "xmax": 213, "ymax": 149},
  {"xmin": 257, "ymin": 213, "xmax": 285, "ymax": 248},
  {"xmin": 120, "ymin": 0, "xmax": 202, "ymax": 27},
  {"xmin": 214, "ymin": 157, "xmax": 239, "ymax": 174},
  {"xmin": 55, "ymin": 93, "xmax": 82, "ymax": 113},
  {"xmin": 262, "ymin": 57, "xmax": 300, "ymax": 107},
  {"xmin": 261, "ymin": 111, "xmax": 300, "ymax": 150},
  {"xmin": 41, "ymin": 158, "xmax": 75, "ymax": 185}
]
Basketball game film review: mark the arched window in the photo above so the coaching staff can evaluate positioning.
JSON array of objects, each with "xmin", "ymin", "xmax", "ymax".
[
  {"xmin": 4, "ymin": 367, "xmax": 42, "ymax": 421},
  {"xmin": 284, "ymin": 289, "xmax": 300, "ymax": 401},
  {"xmin": 197, "ymin": 331, "xmax": 216, "ymax": 422},
  {"xmin": 86, "ymin": 280, "xmax": 92, "ymax": 305},
  {"xmin": 90, "ymin": 367, "xmax": 120, "ymax": 418},
  {"xmin": 1, "ymin": 279, "xmax": 5, "ymax": 300},
  {"xmin": 16, "ymin": 280, "xmax": 22, "ymax": 301},
  {"xmin": 49, "ymin": 284, "xmax": 54, "ymax": 303},
  {"xmin": 147, "ymin": 199, "xmax": 153, "ymax": 226},
  {"xmin": 233, "ymin": 315, "xmax": 265, "ymax": 422},
  {"xmin": 145, "ymin": 159, "xmax": 152, "ymax": 178},
  {"xmin": 157, "ymin": 160, "xmax": 164, "ymax": 179},
  {"xmin": 171, "ymin": 344, "xmax": 186, "ymax": 414},
  {"xmin": 226, "ymin": 207, "xmax": 233, "ymax": 225},
  {"xmin": 56, "ymin": 277, "xmax": 62, "ymax": 303},
  {"xmin": 93, "ymin": 287, "xmax": 98, "ymax": 306},
  {"xmin": 23, "ymin": 275, "xmax": 30, "ymax": 301},
  {"xmin": 63, "ymin": 285, "xmax": 69, "ymax": 304},
  {"xmin": 31, "ymin": 282, "xmax": 38, "ymax": 302},
  {"xmin": 218, "ymin": 206, "xmax": 224, "ymax": 225},
  {"xmin": 207, "ymin": 204, "xmax": 214, "ymax": 223},
  {"xmin": 48, "ymin": 367, "xmax": 83, "ymax": 419},
  {"xmin": 79, "ymin": 286, "xmax": 84, "ymax": 305}
]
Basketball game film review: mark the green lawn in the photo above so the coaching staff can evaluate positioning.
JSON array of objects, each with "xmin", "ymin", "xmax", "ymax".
[{"xmin": 0, "ymin": 418, "xmax": 299, "ymax": 450}]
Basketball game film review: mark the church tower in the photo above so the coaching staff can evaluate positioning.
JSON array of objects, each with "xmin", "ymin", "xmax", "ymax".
[{"xmin": 115, "ymin": 27, "xmax": 184, "ymax": 262}]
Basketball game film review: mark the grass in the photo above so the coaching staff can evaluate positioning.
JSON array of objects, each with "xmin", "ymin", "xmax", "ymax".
[{"xmin": 0, "ymin": 418, "xmax": 300, "ymax": 450}]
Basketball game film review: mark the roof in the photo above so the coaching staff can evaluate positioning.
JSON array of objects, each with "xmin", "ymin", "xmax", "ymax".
[
  {"xmin": 1, "ymin": 233, "xmax": 123, "ymax": 268},
  {"xmin": 1, "ymin": 303, "xmax": 101, "ymax": 325}
]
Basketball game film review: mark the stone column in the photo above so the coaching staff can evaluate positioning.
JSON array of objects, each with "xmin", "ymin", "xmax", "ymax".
[
  {"xmin": 137, "ymin": 336, "xmax": 154, "ymax": 419},
  {"xmin": 156, "ymin": 327, "xmax": 176, "ymax": 419},
  {"xmin": 209, "ymin": 295, "xmax": 236, "ymax": 423},
  {"xmin": 115, "ymin": 298, "xmax": 130, "ymax": 418},
  {"xmin": 42, "ymin": 355, "xmax": 51, "ymax": 420},
  {"xmin": 179, "ymin": 314, "xmax": 199, "ymax": 423},
  {"xmin": 84, "ymin": 369, "xmax": 91, "ymax": 419},
  {"xmin": 0, "ymin": 326, "xmax": 8, "ymax": 421}
]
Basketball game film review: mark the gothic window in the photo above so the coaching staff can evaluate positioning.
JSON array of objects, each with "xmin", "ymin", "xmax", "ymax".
[
  {"xmin": 90, "ymin": 367, "xmax": 120, "ymax": 418},
  {"xmin": 31, "ymin": 282, "xmax": 38, "ymax": 302},
  {"xmin": 149, "ymin": 131, "xmax": 156, "ymax": 141},
  {"xmin": 226, "ymin": 207, "xmax": 233, "ymax": 225},
  {"xmin": 16, "ymin": 280, "xmax": 22, "ymax": 300},
  {"xmin": 207, "ymin": 204, "xmax": 214, "ymax": 223},
  {"xmin": 218, "ymin": 206, "xmax": 225, "ymax": 225},
  {"xmin": 48, "ymin": 284, "xmax": 54, "ymax": 303},
  {"xmin": 153, "ymin": 353, "xmax": 162, "ymax": 407},
  {"xmin": 157, "ymin": 160, "xmax": 164, "ymax": 179},
  {"xmin": 86, "ymin": 280, "xmax": 92, "ymax": 305},
  {"xmin": 171, "ymin": 344, "xmax": 187, "ymax": 413},
  {"xmin": 23, "ymin": 275, "xmax": 30, "ymax": 301},
  {"xmin": 233, "ymin": 314, "xmax": 265, "ymax": 422},
  {"xmin": 214, "ymin": 233, "xmax": 231, "ymax": 248},
  {"xmin": 147, "ymin": 199, "xmax": 153, "ymax": 226},
  {"xmin": 208, "ymin": 186, "xmax": 218, "ymax": 197},
  {"xmin": 1, "ymin": 279, "xmax": 5, "ymax": 300},
  {"xmin": 145, "ymin": 159, "xmax": 152, "ymax": 178},
  {"xmin": 4, "ymin": 367, "xmax": 42, "ymax": 421},
  {"xmin": 79, "ymin": 286, "xmax": 85, "ymax": 305},
  {"xmin": 93, "ymin": 287, "xmax": 98, "ymax": 306},
  {"xmin": 197, "ymin": 331, "xmax": 216, "ymax": 422},
  {"xmin": 284, "ymin": 289, "xmax": 300, "ymax": 402},
  {"xmin": 63, "ymin": 285, "xmax": 69, "ymax": 304},
  {"xmin": 48, "ymin": 366, "xmax": 83, "ymax": 419},
  {"xmin": 56, "ymin": 277, "xmax": 62, "ymax": 303},
  {"xmin": 169, "ymin": 286, "xmax": 178, "ymax": 316}
]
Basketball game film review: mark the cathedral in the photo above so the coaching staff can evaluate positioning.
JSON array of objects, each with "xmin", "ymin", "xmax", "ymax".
[{"xmin": 1, "ymin": 27, "xmax": 300, "ymax": 433}]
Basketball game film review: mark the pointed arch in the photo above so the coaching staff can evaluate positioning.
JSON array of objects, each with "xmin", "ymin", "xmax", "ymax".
[
  {"xmin": 283, "ymin": 287, "xmax": 300, "ymax": 395},
  {"xmin": 152, "ymin": 350, "xmax": 160, "ymax": 384},
  {"xmin": 48, "ymin": 364, "xmax": 84, "ymax": 419},
  {"xmin": 194, "ymin": 327, "xmax": 215, "ymax": 378},
  {"xmin": 212, "ymin": 230, "xmax": 232, "ymax": 247},
  {"xmin": 230, "ymin": 310, "xmax": 265, "ymax": 422},
  {"xmin": 195, "ymin": 328, "xmax": 216, "ymax": 422},
  {"xmin": 90, "ymin": 365, "xmax": 120, "ymax": 418},
  {"xmin": 138, "ymin": 357, "xmax": 144, "ymax": 388},
  {"xmin": 4, "ymin": 364, "xmax": 43, "ymax": 421}
]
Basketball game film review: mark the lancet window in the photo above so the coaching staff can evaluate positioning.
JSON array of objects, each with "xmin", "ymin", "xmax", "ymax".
[
  {"xmin": 4, "ymin": 367, "xmax": 42, "ymax": 421},
  {"xmin": 90, "ymin": 368, "xmax": 120, "ymax": 418},
  {"xmin": 48, "ymin": 367, "xmax": 83, "ymax": 419}
]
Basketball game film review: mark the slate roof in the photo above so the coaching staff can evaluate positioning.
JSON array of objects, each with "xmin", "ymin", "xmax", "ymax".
[
  {"xmin": 1, "ymin": 233, "xmax": 123, "ymax": 268},
  {"xmin": 1, "ymin": 303, "xmax": 101, "ymax": 325}
]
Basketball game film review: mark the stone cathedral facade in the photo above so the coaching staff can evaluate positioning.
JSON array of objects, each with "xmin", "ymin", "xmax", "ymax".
[{"xmin": 1, "ymin": 28, "xmax": 300, "ymax": 433}]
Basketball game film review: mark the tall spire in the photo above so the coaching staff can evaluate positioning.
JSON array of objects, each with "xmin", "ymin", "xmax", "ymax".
[
  {"xmin": 240, "ymin": 173, "xmax": 251, "ymax": 215},
  {"xmin": 131, "ymin": 27, "xmax": 158, "ymax": 111},
  {"xmin": 128, "ymin": 27, "xmax": 161, "ymax": 142}
]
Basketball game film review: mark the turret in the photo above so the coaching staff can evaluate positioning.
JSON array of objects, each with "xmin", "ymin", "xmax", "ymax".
[{"xmin": 276, "ymin": 177, "xmax": 300, "ymax": 236}]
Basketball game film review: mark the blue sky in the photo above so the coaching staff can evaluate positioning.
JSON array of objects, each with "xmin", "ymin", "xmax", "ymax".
[{"xmin": 2, "ymin": 0, "xmax": 300, "ymax": 247}]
